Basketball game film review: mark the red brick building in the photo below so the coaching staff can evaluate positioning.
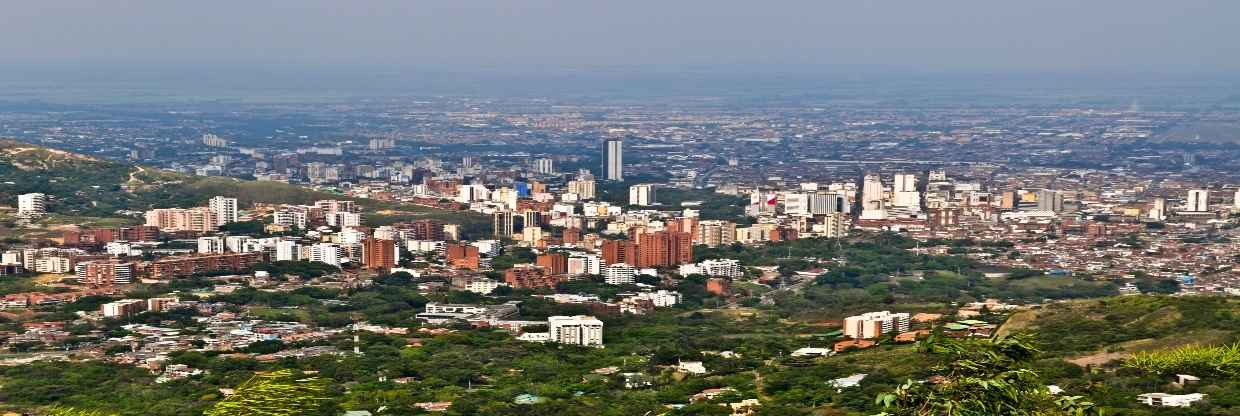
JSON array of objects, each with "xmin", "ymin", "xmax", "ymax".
[
  {"xmin": 400, "ymin": 219, "xmax": 446, "ymax": 241},
  {"xmin": 602, "ymin": 239, "xmax": 638, "ymax": 265},
  {"xmin": 636, "ymin": 230, "xmax": 693, "ymax": 268},
  {"xmin": 445, "ymin": 244, "xmax": 481, "ymax": 270},
  {"xmin": 706, "ymin": 278, "xmax": 731, "ymax": 297},
  {"xmin": 144, "ymin": 252, "xmax": 265, "ymax": 280},
  {"xmin": 362, "ymin": 238, "xmax": 397, "ymax": 271},
  {"xmin": 503, "ymin": 265, "xmax": 558, "ymax": 289},
  {"xmin": 536, "ymin": 252, "xmax": 568, "ymax": 275}
]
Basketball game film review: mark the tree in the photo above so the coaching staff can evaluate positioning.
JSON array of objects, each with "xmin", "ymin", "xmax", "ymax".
[
  {"xmin": 874, "ymin": 334, "xmax": 1100, "ymax": 416},
  {"xmin": 204, "ymin": 370, "xmax": 330, "ymax": 416}
]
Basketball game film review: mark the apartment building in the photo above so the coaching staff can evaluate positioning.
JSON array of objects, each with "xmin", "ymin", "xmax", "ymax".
[{"xmin": 843, "ymin": 311, "xmax": 911, "ymax": 339}]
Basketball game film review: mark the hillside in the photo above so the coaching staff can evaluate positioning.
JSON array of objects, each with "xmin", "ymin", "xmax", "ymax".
[
  {"xmin": 0, "ymin": 139, "xmax": 489, "ymax": 236},
  {"xmin": 1001, "ymin": 295, "xmax": 1240, "ymax": 362}
]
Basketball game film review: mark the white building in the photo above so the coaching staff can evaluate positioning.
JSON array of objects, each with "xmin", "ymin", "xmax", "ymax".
[
  {"xmin": 275, "ymin": 240, "xmax": 300, "ymax": 261},
  {"xmin": 225, "ymin": 235, "xmax": 253, "ymax": 253},
  {"xmin": 679, "ymin": 259, "xmax": 743, "ymax": 278},
  {"xmin": 34, "ymin": 257, "xmax": 71, "ymax": 273},
  {"xmin": 619, "ymin": 290, "xmax": 682, "ymax": 314},
  {"xmin": 843, "ymin": 311, "xmax": 910, "ymax": 339},
  {"xmin": 892, "ymin": 174, "xmax": 921, "ymax": 211},
  {"xmin": 17, "ymin": 193, "xmax": 47, "ymax": 218},
  {"xmin": 102, "ymin": 299, "xmax": 147, "ymax": 318},
  {"xmin": 457, "ymin": 184, "xmax": 489, "ymax": 203},
  {"xmin": 329, "ymin": 212, "xmax": 362, "ymax": 228},
  {"xmin": 465, "ymin": 278, "xmax": 506, "ymax": 294},
  {"xmin": 273, "ymin": 210, "xmax": 307, "ymax": 229},
  {"xmin": 568, "ymin": 253, "xmax": 602, "ymax": 276},
  {"xmin": 604, "ymin": 263, "xmax": 636, "ymax": 285},
  {"xmin": 602, "ymin": 139, "xmax": 623, "ymax": 181},
  {"xmin": 1137, "ymin": 393, "xmax": 1206, "ymax": 407},
  {"xmin": 629, "ymin": 184, "xmax": 656, "ymax": 206},
  {"xmin": 860, "ymin": 174, "xmax": 887, "ymax": 220},
  {"xmin": 533, "ymin": 158, "xmax": 554, "ymax": 174},
  {"xmin": 209, "ymin": 196, "xmax": 239, "ymax": 224},
  {"xmin": 567, "ymin": 178, "xmax": 596, "ymax": 200},
  {"xmin": 784, "ymin": 193, "xmax": 810, "ymax": 215},
  {"xmin": 309, "ymin": 243, "xmax": 344, "ymax": 267},
  {"xmin": 548, "ymin": 315, "xmax": 604, "ymax": 347},
  {"xmin": 197, "ymin": 236, "xmax": 225, "ymax": 254},
  {"xmin": 1150, "ymin": 197, "xmax": 1168, "ymax": 221},
  {"xmin": 1186, "ymin": 189, "xmax": 1210, "ymax": 212},
  {"xmin": 471, "ymin": 240, "xmax": 501, "ymax": 257}
]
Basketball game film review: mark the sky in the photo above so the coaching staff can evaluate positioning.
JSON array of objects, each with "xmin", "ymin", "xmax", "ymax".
[{"xmin": 1, "ymin": 1, "xmax": 1238, "ymax": 96}]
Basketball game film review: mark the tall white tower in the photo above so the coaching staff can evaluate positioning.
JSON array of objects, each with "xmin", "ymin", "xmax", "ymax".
[
  {"xmin": 602, "ymin": 139, "xmax": 624, "ymax": 181},
  {"xmin": 1186, "ymin": 190, "xmax": 1210, "ymax": 212},
  {"xmin": 860, "ymin": 175, "xmax": 887, "ymax": 220}
]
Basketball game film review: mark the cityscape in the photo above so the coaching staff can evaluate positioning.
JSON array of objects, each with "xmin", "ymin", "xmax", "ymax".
[{"xmin": 1, "ymin": 1, "xmax": 1240, "ymax": 416}]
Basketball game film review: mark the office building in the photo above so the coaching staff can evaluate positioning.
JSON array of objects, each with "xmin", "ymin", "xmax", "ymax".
[
  {"xmin": 860, "ymin": 174, "xmax": 886, "ymax": 220},
  {"xmin": 533, "ymin": 158, "xmax": 554, "ymax": 174},
  {"xmin": 493, "ymin": 211, "xmax": 516, "ymax": 239},
  {"xmin": 1036, "ymin": 189, "xmax": 1064, "ymax": 213},
  {"xmin": 892, "ymin": 174, "xmax": 920, "ymax": 211},
  {"xmin": 1150, "ymin": 197, "xmax": 1167, "ymax": 221},
  {"xmin": 1187, "ymin": 189, "xmax": 1210, "ymax": 212},
  {"xmin": 810, "ymin": 192, "xmax": 849, "ymax": 215},
  {"xmin": 601, "ymin": 139, "xmax": 623, "ymax": 181}
]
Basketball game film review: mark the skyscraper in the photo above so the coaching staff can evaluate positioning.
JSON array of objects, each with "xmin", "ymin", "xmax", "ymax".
[
  {"xmin": 860, "ymin": 174, "xmax": 886, "ymax": 220},
  {"xmin": 533, "ymin": 158, "xmax": 554, "ymax": 174},
  {"xmin": 1150, "ymin": 197, "xmax": 1167, "ymax": 221},
  {"xmin": 1036, "ymin": 190, "xmax": 1064, "ymax": 213},
  {"xmin": 601, "ymin": 139, "xmax": 623, "ymax": 181},
  {"xmin": 892, "ymin": 173, "xmax": 920, "ymax": 211},
  {"xmin": 1187, "ymin": 189, "xmax": 1210, "ymax": 212}
]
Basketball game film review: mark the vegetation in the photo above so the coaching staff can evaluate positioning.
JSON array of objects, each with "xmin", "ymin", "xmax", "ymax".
[
  {"xmin": 875, "ymin": 334, "xmax": 1100, "ymax": 416},
  {"xmin": 204, "ymin": 370, "xmax": 331, "ymax": 416},
  {"xmin": 1125, "ymin": 342, "xmax": 1240, "ymax": 378}
]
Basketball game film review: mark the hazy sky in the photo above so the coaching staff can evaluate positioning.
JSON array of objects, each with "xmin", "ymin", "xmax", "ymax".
[{"xmin": 1, "ymin": 0, "xmax": 1237, "ymax": 76}]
